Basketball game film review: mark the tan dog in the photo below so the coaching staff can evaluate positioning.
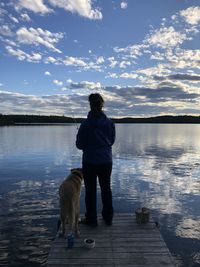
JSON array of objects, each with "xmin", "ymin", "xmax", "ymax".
[{"xmin": 59, "ymin": 168, "xmax": 83, "ymax": 236}]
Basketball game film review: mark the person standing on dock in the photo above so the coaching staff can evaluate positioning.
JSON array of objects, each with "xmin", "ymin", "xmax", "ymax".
[{"xmin": 76, "ymin": 93, "xmax": 115, "ymax": 226}]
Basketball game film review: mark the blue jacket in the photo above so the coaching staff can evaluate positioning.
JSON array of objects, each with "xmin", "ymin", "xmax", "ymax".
[{"xmin": 76, "ymin": 111, "xmax": 115, "ymax": 164}]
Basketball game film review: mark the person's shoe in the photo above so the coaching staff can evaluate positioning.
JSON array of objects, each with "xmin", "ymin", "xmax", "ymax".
[
  {"xmin": 102, "ymin": 217, "xmax": 113, "ymax": 226},
  {"xmin": 80, "ymin": 218, "xmax": 98, "ymax": 227},
  {"xmin": 104, "ymin": 220, "xmax": 112, "ymax": 226}
]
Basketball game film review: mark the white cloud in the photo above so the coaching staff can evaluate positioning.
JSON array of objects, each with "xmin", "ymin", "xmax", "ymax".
[
  {"xmin": 0, "ymin": 25, "xmax": 13, "ymax": 37},
  {"xmin": 45, "ymin": 71, "xmax": 51, "ymax": 76},
  {"xmin": 136, "ymin": 64, "xmax": 171, "ymax": 77},
  {"xmin": 114, "ymin": 44, "xmax": 147, "ymax": 58},
  {"xmin": 21, "ymin": 13, "xmax": 31, "ymax": 22},
  {"xmin": 120, "ymin": 73, "xmax": 138, "ymax": 79},
  {"xmin": 16, "ymin": 27, "xmax": 64, "ymax": 53},
  {"xmin": 167, "ymin": 48, "xmax": 200, "ymax": 69},
  {"xmin": 68, "ymin": 80, "xmax": 102, "ymax": 90},
  {"xmin": 180, "ymin": 6, "xmax": 200, "ymax": 25},
  {"xmin": 53, "ymin": 79, "xmax": 63, "ymax": 86},
  {"xmin": 119, "ymin": 60, "xmax": 131, "ymax": 68},
  {"xmin": 48, "ymin": 0, "xmax": 102, "ymax": 20},
  {"xmin": 107, "ymin": 73, "xmax": 118, "ymax": 79},
  {"xmin": 6, "ymin": 46, "xmax": 42, "ymax": 62},
  {"xmin": 63, "ymin": 56, "xmax": 87, "ymax": 67},
  {"xmin": 9, "ymin": 15, "xmax": 19, "ymax": 23},
  {"xmin": 43, "ymin": 55, "xmax": 102, "ymax": 71},
  {"xmin": 0, "ymin": 7, "xmax": 7, "ymax": 23},
  {"xmin": 96, "ymin": 56, "xmax": 104, "ymax": 64},
  {"xmin": 121, "ymin": 2, "xmax": 128, "ymax": 9},
  {"xmin": 3, "ymin": 39, "xmax": 18, "ymax": 47},
  {"xmin": 84, "ymin": 61, "xmax": 103, "ymax": 72},
  {"xmin": 171, "ymin": 15, "xmax": 177, "ymax": 21},
  {"xmin": 108, "ymin": 57, "xmax": 118, "ymax": 68},
  {"xmin": 16, "ymin": 0, "xmax": 52, "ymax": 14},
  {"xmin": 147, "ymin": 26, "xmax": 187, "ymax": 49},
  {"xmin": 23, "ymin": 80, "xmax": 29, "ymax": 85},
  {"xmin": 1, "ymin": 83, "xmax": 199, "ymax": 117},
  {"xmin": 150, "ymin": 51, "xmax": 165, "ymax": 61},
  {"xmin": 44, "ymin": 56, "xmax": 58, "ymax": 64}
]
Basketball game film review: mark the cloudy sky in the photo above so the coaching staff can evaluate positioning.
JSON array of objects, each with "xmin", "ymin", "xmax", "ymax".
[{"xmin": 0, "ymin": 0, "xmax": 200, "ymax": 117}]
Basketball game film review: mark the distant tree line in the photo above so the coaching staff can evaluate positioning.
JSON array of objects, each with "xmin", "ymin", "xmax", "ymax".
[
  {"xmin": 1, "ymin": 114, "xmax": 200, "ymax": 126},
  {"xmin": 113, "ymin": 115, "xmax": 200, "ymax": 124},
  {"xmin": 0, "ymin": 114, "xmax": 83, "ymax": 125}
]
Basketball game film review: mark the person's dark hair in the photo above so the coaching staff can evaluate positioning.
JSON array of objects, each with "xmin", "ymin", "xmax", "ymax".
[{"xmin": 88, "ymin": 93, "xmax": 104, "ymax": 113}]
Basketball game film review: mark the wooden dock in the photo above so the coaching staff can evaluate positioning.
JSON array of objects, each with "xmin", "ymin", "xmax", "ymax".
[{"xmin": 47, "ymin": 213, "xmax": 175, "ymax": 267}]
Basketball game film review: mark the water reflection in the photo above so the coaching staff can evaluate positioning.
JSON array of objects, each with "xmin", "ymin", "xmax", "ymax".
[
  {"xmin": 0, "ymin": 124, "xmax": 200, "ymax": 266},
  {"xmin": 0, "ymin": 177, "xmax": 60, "ymax": 266}
]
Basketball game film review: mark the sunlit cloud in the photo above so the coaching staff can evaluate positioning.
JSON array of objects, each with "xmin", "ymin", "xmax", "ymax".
[
  {"xmin": 20, "ymin": 13, "xmax": 31, "ymax": 22},
  {"xmin": 63, "ymin": 56, "xmax": 87, "ymax": 67},
  {"xmin": 48, "ymin": 0, "xmax": 103, "ymax": 20},
  {"xmin": 53, "ymin": 79, "xmax": 63, "ymax": 86},
  {"xmin": 16, "ymin": 0, "xmax": 53, "ymax": 14},
  {"xmin": 16, "ymin": 27, "xmax": 64, "ymax": 53},
  {"xmin": 121, "ymin": 2, "xmax": 128, "ymax": 9},
  {"xmin": 114, "ymin": 44, "xmax": 147, "ymax": 58},
  {"xmin": 1, "ymin": 80, "xmax": 200, "ymax": 117},
  {"xmin": 146, "ymin": 26, "xmax": 187, "ymax": 49},
  {"xmin": 15, "ymin": 0, "xmax": 103, "ymax": 20},
  {"xmin": 0, "ymin": 1, "xmax": 200, "ymax": 118},
  {"xmin": 0, "ymin": 25, "xmax": 13, "ymax": 37},
  {"xmin": 180, "ymin": 6, "xmax": 200, "ymax": 25},
  {"xmin": 119, "ymin": 60, "xmax": 131, "ymax": 69},
  {"xmin": 44, "ymin": 71, "xmax": 51, "ymax": 76},
  {"xmin": 120, "ymin": 72, "xmax": 138, "ymax": 79},
  {"xmin": 6, "ymin": 46, "xmax": 42, "ymax": 62},
  {"xmin": 68, "ymin": 80, "xmax": 102, "ymax": 90},
  {"xmin": 166, "ymin": 48, "xmax": 200, "ymax": 69},
  {"xmin": 9, "ymin": 15, "xmax": 19, "ymax": 24}
]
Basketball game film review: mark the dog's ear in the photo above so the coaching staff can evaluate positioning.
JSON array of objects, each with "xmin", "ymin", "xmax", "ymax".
[{"xmin": 71, "ymin": 168, "xmax": 82, "ymax": 173}]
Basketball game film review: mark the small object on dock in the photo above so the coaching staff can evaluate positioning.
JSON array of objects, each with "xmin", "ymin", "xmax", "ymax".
[
  {"xmin": 84, "ymin": 238, "xmax": 95, "ymax": 249},
  {"xmin": 135, "ymin": 207, "xmax": 150, "ymax": 224},
  {"xmin": 67, "ymin": 233, "xmax": 74, "ymax": 248}
]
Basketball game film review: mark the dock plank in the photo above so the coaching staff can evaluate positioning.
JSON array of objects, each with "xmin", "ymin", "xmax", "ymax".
[{"xmin": 47, "ymin": 214, "xmax": 175, "ymax": 267}]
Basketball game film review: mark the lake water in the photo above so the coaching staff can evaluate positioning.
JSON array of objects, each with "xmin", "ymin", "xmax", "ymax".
[{"xmin": 0, "ymin": 124, "xmax": 200, "ymax": 267}]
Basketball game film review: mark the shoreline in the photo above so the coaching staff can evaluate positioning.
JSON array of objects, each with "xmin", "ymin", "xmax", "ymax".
[{"xmin": 1, "ymin": 114, "xmax": 200, "ymax": 126}]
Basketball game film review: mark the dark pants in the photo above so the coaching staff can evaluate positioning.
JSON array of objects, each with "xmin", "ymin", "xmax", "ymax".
[{"xmin": 82, "ymin": 162, "xmax": 113, "ymax": 223}]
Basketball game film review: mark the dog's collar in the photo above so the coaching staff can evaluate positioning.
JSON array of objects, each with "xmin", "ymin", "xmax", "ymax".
[{"xmin": 72, "ymin": 171, "xmax": 82, "ymax": 180}]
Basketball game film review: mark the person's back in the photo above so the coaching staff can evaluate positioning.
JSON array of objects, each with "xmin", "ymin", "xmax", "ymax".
[
  {"xmin": 76, "ymin": 93, "xmax": 115, "ymax": 226},
  {"xmin": 76, "ymin": 108, "xmax": 115, "ymax": 164}
]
